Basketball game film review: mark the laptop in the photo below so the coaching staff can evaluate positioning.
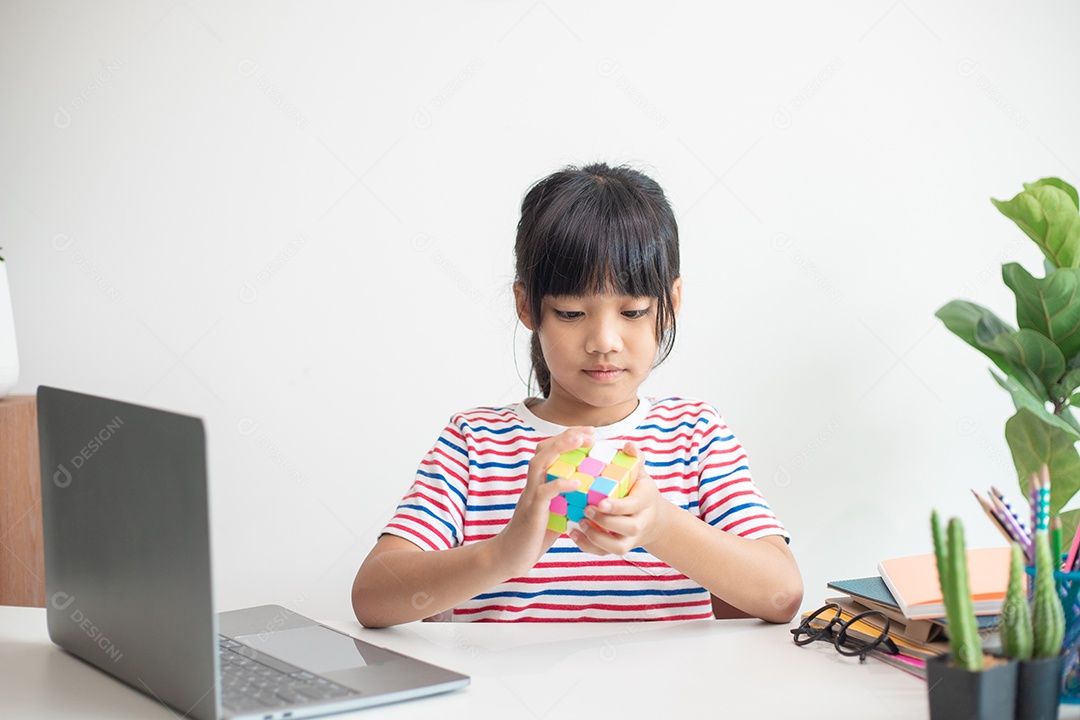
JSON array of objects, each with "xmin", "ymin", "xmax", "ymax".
[{"xmin": 36, "ymin": 386, "xmax": 469, "ymax": 720}]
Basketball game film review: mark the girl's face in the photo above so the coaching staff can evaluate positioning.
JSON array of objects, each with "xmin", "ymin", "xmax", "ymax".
[{"xmin": 515, "ymin": 282, "xmax": 681, "ymax": 426}]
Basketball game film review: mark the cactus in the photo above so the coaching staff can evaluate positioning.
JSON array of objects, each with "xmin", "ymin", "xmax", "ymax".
[
  {"xmin": 1032, "ymin": 529, "xmax": 1065, "ymax": 658},
  {"xmin": 932, "ymin": 511, "xmax": 983, "ymax": 670},
  {"xmin": 1000, "ymin": 542, "xmax": 1033, "ymax": 659}
]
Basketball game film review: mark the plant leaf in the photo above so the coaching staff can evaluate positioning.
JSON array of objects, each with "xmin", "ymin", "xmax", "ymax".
[
  {"xmin": 1006, "ymin": 408, "xmax": 1080, "ymax": 516},
  {"xmin": 1061, "ymin": 368, "xmax": 1080, "ymax": 397},
  {"xmin": 983, "ymin": 328, "xmax": 1065, "ymax": 392},
  {"xmin": 1060, "ymin": 373, "xmax": 1080, "ymax": 405},
  {"xmin": 1025, "ymin": 177, "xmax": 1079, "ymax": 212},
  {"xmin": 936, "ymin": 301, "xmax": 1046, "ymax": 398},
  {"xmin": 992, "ymin": 370, "xmax": 1080, "ymax": 441},
  {"xmin": 1062, "ymin": 407, "xmax": 1080, "ymax": 437},
  {"xmin": 992, "ymin": 184, "xmax": 1080, "ymax": 269},
  {"xmin": 1003, "ymin": 263, "xmax": 1080, "ymax": 361}
]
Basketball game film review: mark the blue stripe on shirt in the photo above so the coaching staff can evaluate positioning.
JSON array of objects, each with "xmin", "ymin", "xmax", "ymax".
[
  {"xmin": 546, "ymin": 546, "xmax": 651, "ymax": 554},
  {"xmin": 473, "ymin": 586, "xmax": 705, "ymax": 600},
  {"xmin": 395, "ymin": 503, "xmax": 459, "ymax": 543},
  {"xmin": 466, "ymin": 502, "xmax": 517, "ymax": 512},
  {"xmin": 637, "ymin": 418, "xmax": 708, "ymax": 433},
  {"xmin": 436, "ymin": 435, "xmax": 467, "ymax": 457},
  {"xmin": 460, "ymin": 421, "xmax": 533, "ymax": 435},
  {"xmin": 417, "ymin": 469, "xmax": 467, "ymax": 508},
  {"xmin": 470, "ymin": 458, "xmax": 530, "ymax": 470},
  {"xmin": 646, "ymin": 433, "xmax": 733, "ymax": 469},
  {"xmin": 698, "ymin": 464, "xmax": 751, "ymax": 488},
  {"xmin": 708, "ymin": 501, "xmax": 772, "ymax": 526}
]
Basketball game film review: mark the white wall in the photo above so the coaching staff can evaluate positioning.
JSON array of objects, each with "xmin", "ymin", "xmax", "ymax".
[{"xmin": 3, "ymin": 1, "xmax": 1077, "ymax": 622}]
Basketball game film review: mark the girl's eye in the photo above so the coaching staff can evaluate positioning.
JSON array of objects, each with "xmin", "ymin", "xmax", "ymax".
[
  {"xmin": 622, "ymin": 309, "xmax": 651, "ymax": 319},
  {"xmin": 554, "ymin": 310, "xmax": 584, "ymax": 320}
]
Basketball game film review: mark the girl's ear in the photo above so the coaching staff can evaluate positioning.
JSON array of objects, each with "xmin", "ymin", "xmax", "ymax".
[
  {"xmin": 670, "ymin": 277, "xmax": 683, "ymax": 319},
  {"xmin": 514, "ymin": 282, "xmax": 535, "ymax": 330}
]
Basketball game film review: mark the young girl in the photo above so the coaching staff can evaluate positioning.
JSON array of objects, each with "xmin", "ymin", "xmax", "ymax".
[{"xmin": 352, "ymin": 163, "xmax": 802, "ymax": 626}]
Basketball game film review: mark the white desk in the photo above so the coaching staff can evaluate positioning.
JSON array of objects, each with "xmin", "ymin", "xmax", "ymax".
[{"xmin": 4, "ymin": 605, "xmax": 1078, "ymax": 719}]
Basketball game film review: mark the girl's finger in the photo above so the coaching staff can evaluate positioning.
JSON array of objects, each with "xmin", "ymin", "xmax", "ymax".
[
  {"xmin": 528, "ymin": 427, "xmax": 595, "ymax": 485},
  {"xmin": 572, "ymin": 520, "xmax": 625, "ymax": 556},
  {"xmin": 569, "ymin": 525, "xmax": 607, "ymax": 556},
  {"xmin": 583, "ymin": 507, "xmax": 638, "ymax": 537},
  {"xmin": 592, "ymin": 493, "xmax": 641, "ymax": 516},
  {"xmin": 539, "ymin": 475, "xmax": 579, "ymax": 502}
]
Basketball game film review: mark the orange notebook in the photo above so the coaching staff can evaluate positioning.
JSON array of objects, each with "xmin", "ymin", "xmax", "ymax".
[{"xmin": 877, "ymin": 546, "xmax": 1011, "ymax": 620}]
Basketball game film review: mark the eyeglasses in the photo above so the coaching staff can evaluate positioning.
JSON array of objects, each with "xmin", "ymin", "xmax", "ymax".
[{"xmin": 790, "ymin": 603, "xmax": 899, "ymax": 661}]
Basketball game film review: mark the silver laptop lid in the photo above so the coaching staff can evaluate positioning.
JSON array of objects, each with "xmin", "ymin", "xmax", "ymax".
[{"xmin": 38, "ymin": 386, "xmax": 221, "ymax": 720}]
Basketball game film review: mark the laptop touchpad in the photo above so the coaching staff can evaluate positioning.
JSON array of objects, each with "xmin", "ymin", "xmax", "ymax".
[{"xmin": 234, "ymin": 625, "xmax": 401, "ymax": 674}]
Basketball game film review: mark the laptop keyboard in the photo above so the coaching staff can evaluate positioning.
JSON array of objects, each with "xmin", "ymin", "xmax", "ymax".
[{"xmin": 218, "ymin": 636, "xmax": 360, "ymax": 713}]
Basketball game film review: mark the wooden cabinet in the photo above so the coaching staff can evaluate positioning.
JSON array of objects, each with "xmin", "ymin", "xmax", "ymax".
[{"xmin": 0, "ymin": 395, "xmax": 44, "ymax": 607}]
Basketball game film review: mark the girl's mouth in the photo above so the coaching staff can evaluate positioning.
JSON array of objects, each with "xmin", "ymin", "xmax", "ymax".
[{"xmin": 583, "ymin": 368, "xmax": 624, "ymax": 382}]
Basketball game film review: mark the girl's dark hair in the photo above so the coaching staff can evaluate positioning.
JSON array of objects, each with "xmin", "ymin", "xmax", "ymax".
[{"xmin": 514, "ymin": 162, "xmax": 681, "ymax": 398}]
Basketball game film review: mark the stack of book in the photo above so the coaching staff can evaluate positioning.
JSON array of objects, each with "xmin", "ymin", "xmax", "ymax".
[{"xmin": 812, "ymin": 546, "xmax": 1011, "ymax": 679}]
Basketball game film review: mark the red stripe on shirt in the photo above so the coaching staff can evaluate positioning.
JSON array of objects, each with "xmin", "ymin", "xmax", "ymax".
[
  {"xmin": 403, "ymin": 487, "xmax": 462, "ymax": 525},
  {"xmin": 701, "ymin": 488, "xmax": 760, "ymax": 518},
  {"xmin": 455, "ymin": 598, "xmax": 712, "ymax": 615},
  {"xmin": 384, "ymin": 523, "xmax": 441, "ymax": 551},
  {"xmin": 393, "ymin": 515, "xmax": 452, "ymax": 550},
  {"xmin": 464, "ymin": 610, "xmax": 715, "ymax": 623}
]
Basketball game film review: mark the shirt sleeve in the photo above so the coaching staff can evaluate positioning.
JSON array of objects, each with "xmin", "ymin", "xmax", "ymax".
[
  {"xmin": 380, "ymin": 420, "xmax": 469, "ymax": 551},
  {"xmin": 695, "ymin": 405, "xmax": 790, "ymax": 542}
]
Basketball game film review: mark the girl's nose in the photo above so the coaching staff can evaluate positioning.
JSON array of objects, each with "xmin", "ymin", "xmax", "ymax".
[{"xmin": 584, "ymin": 315, "xmax": 624, "ymax": 355}]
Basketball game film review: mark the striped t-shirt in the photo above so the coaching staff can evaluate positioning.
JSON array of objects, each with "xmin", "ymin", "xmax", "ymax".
[{"xmin": 382, "ymin": 397, "xmax": 789, "ymax": 622}]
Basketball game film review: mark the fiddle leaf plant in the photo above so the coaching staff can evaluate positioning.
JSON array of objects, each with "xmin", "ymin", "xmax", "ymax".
[{"xmin": 936, "ymin": 178, "xmax": 1080, "ymax": 542}]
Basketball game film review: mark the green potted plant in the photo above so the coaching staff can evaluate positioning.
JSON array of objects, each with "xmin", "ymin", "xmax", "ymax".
[
  {"xmin": 1000, "ymin": 533, "xmax": 1066, "ymax": 719},
  {"xmin": 936, "ymin": 179, "xmax": 1080, "ymax": 540},
  {"xmin": 927, "ymin": 511, "xmax": 1017, "ymax": 720}
]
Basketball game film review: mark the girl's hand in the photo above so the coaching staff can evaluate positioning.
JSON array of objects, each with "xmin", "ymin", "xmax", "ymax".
[
  {"xmin": 570, "ymin": 442, "xmax": 671, "ymax": 557},
  {"xmin": 493, "ymin": 426, "xmax": 596, "ymax": 578}
]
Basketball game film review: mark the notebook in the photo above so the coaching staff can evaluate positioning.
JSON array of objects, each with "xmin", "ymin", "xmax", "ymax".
[
  {"xmin": 826, "ymin": 577, "xmax": 1000, "ymax": 630},
  {"xmin": 877, "ymin": 547, "xmax": 1011, "ymax": 620},
  {"xmin": 827, "ymin": 576, "xmax": 902, "ymax": 610},
  {"xmin": 37, "ymin": 386, "xmax": 469, "ymax": 720},
  {"xmin": 824, "ymin": 596, "xmax": 943, "ymax": 646}
]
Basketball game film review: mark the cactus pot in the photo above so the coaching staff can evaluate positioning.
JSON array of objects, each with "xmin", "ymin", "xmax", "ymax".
[
  {"xmin": 927, "ymin": 654, "xmax": 1017, "ymax": 720},
  {"xmin": 1017, "ymin": 654, "xmax": 1065, "ymax": 720}
]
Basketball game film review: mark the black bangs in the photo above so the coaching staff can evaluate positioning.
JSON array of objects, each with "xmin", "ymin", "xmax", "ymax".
[
  {"xmin": 514, "ymin": 162, "xmax": 681, "ymax": 396},
  {"xmin": 516, "ymin": 163, "xmax": 679, "ymax": 317}
]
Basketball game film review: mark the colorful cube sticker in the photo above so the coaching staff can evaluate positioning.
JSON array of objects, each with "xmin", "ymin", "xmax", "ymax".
[
  {"xmin": 546, "ymin": 459, "xmax": 576, "ymax": 482},
  {"xmin": 558, "ymin": 449, "xmax": 588, "ymax": 467},
  {"xmin": 587, "ymin": 440, "xmax": 620, "ymax": 464},
  {"xmin": 547, "ymin": 513, "xmax": 568, "ymax": 533},
  {"xmin": 577, "ymin": 456, "xmax": 606, "ymax": 477},
  {"xmin": 544, "ymin": 442, "xmax": 642, "ymax": 534}
]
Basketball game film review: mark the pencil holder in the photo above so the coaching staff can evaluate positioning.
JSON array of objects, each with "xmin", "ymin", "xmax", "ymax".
[{"xmin": 1025, "ymin": 565, "xmax": 1080, "ymax": 704}]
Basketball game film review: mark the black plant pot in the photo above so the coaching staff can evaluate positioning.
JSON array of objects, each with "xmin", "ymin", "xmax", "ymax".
[
  {"xmin": 926, "ymin": 654, "xmax": 1018, "ymax": 720},
  {"xmin": 1017, "ymin": 654, "xmax": 1065, "ymax": 720}
]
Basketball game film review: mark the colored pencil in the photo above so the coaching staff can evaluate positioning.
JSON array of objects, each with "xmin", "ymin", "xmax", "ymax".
[
  {"xmin": 1038, "ymin": 464, "xmax": 1052, "ymax": 532},
  {"xmin": 988, "ymin": 493, "xmax": 1032, "ymax": 548},
  {"xmin": 1030, "ymin": 471, "xmax": 1040, "ymax": 538},
  {"xmin": 1053, "ymin": 515, "xmax": 1064, "ymax": 570},
  {"xmin": 971, "ymin": 490, "xmax": 1015, "ymax": 545},
  {"xmin": 1067, "ymin": 520, "xmax": 1080, "ymax": 573},
  {"xmin": 991, "ymin": 485, "xmax": 1031, "ymax": 538}
]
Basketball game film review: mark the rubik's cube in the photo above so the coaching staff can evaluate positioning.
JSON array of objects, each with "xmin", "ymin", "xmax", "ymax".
[{"xmin": 546, "ymin": 440, "xmax": 642, "ymax": 534}]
